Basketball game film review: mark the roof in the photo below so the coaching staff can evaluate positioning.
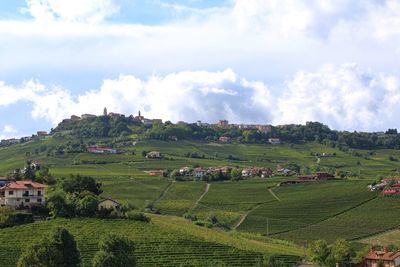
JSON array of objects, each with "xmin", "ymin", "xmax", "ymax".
[
  {"xmin": 1, "ymin": 181, "xmax": 47, "ymax": 190},
  {"xmin": 364, "ymin": 250, "xmax": 400, "ymax": 261},
  {"xmin": 99, "ymin": 198, "xmax": 121, "ymax": 205}
]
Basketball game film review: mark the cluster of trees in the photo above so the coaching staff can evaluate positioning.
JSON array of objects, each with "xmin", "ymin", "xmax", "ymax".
[
  {"xmin": 309, "ymin": 239, "xmax": 355, "ymax": 267},
  {"xmin": 12, "ymin": 161, "xmax": 56, "ymax": 185},
  {"xmin": 46, "ymin": 175, "xmax": 150, "ymax": 222},
  {"xmin": 169, "ymin": 167, "xmax": 244, "ymax": 182},
  {"xmin": 17, "ymin": 228, "xmax": 136, "ymax": 267},
  {"xmin": 53, "ymin": 115, "xmax": 134, "ymax": 138}
]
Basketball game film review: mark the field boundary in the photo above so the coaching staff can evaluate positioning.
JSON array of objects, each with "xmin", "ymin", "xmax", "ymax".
[{"xmin": 233, "ymin": 203, "xmax": 265, "ymax": 230}]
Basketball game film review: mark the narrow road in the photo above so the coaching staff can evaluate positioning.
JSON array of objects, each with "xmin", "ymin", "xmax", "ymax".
[
  {"xmin": 233, "ymin": 203, "xmax": 263, "ymax": 230},
  {"xmin": 268, "ymin": 188, "xmax": 281, "ymax": 202}
]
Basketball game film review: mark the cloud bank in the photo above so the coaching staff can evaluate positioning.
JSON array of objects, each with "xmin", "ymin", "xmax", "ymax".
[{"xmin": 1, "ymin": 65, "xmax": 400, "ymax": 132}]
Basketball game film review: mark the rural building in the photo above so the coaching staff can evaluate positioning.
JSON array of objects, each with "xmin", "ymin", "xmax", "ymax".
[
  {"xmin": 179, "ymin": 167, "xmax": 191, "ymax": 175},
  {"xmin": 383, "ymin": 178, "xmax": 400, "ymax": 185},
  {"xmin": 98, "ymin": 198, "xmax": 121, "ymax": 211},
  {"xmin": 268, "ymin": 138, "xmax": 281, "ymax": 144},
  {"xmin": 108, "ymin": 112, "xmax": 124, "ymax": 118},
  {"xmin": 193, "ymin": 168, "xmax": 207, "ymax": 179},
  {"xmin": 361, "ymin": 248, "xmax": 400, "ymax": 267},
  {"xmin": 316, "ymin": 172, "xmax": 334, "ymax": 180},
  {"xmin": 37, "ymin": 131, "xmax": 48, "ymax": 137},
  {"xmin": 81, "ymin": 114, "xmax": 97, "ymax": 119},
  {"xmin": 0, "ymin": 181, "xmax": 47, "ymax": 208},
  {"xmin": 146, "ymin": 151, "xmax": 162, "ymax": 159},
  {"xmin": 0, "ymin": 177, "xmax": 11, "ymax": 187},
  {"xmin": 87, "ymin": 146, "xmax": 117, "ymax": 154},
  {"xmin": 219, "ymin": 136, "xmax": 231, "ymax": 143}
]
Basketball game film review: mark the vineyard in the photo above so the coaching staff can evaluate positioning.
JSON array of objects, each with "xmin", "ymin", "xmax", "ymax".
[{"xmin": 0, "ymin": 217, "xmax": 304, "ymax": 267}]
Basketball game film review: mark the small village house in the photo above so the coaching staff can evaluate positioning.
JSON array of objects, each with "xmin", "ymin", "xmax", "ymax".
[
  {"xmin": 146, "ymin": 151, "xmax": 162, "ymax": 159},
  {"xmin": 217, "ymin": 120, "xmax": 229, "ymax": 127},
  {"xmin": 179, "ymin": 167, "xmax": 191, "ymax": 176},
  {"xmin": 361, "ymin": 248, "xmax": 400, "ymax": 267},
  {"xmin": 193, "ymin": 168, "xmax": 207, "ymax": 179},
  {"xmin": 0, "ymin": 181, "xmax": 47, "ymax": 208},
  {"xmin": 36, "ymin": 131, "xmax": 48, "ymax": 137},
  {"xmin": 81, "ymin": 114, "xmax": 97, "ymax": 119},
  {"xmin": 98, "ymin": 198, "xmax": 121, "ymax": 211}
]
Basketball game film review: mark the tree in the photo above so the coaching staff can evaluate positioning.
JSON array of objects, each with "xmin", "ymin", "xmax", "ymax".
[
  {"xmin": 23, "ymin": 161, "xmax": 36, "ymax": 181},
  {"xmin": 76, "ymin": 195, "xmax": 99, "ymax": 217},
  {"xmin": 326, "ymin": 239, "xmax": 355, "ymax": 267},
  {"xmin": 92, "ymin": 234, "xmax": 135, "ymax": 267},
  {"xmin": 46, "ymin": 190, "xmax": 75, "ymax": 218},
  {"xmin": 17, "ymin": 228, "xmax": 80, "ymax": 267},
  {"xmin": 50, "ymin": 227, "xmax": 81, "ymax": 267},
  {"xmin": 310, "ymin": 240, "xmax": 330, "ymax": 266},
  {"xmin": 61, "ymin": 175, "xmax": 102, "ymax": 195}
]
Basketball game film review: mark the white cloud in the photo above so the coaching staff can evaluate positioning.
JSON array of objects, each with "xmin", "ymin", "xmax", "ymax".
[
  {"xmin": 274, "ymin": 64, "xmax": 400, "ymax": 131},
  {"xmin": 1, "ymin": 66, "xmax": 400, "ymax": 132},
  {"xmin": 0, "ymin": 125, "xmax": 19, "ymax": 140},
  {"xmin": 0, "ymin": 69, "xmax": 274, "ymax": 126},
  {"xmin": 24, "ymin": 0, "xmax": 120, "ymax": 23}
]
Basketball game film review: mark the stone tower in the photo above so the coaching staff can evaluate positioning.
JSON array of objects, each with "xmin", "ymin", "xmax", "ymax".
[{"xmin": 103, "ymin": 107, "xmax": 107, "ymax": 116}]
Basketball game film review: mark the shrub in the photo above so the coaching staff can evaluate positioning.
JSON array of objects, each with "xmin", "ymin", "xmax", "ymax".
[
  {"xmin": 125, "ymin": 211, "xmax": 150, "ymax": 222},
  {"xmin": 0, "ymin": 207, "xmax": 34, "ymax": 228}
]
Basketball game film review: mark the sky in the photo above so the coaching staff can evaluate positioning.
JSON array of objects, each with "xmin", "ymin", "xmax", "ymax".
[{"xmin": 1, "ymin": 0, "xmax": 400, "ymax": 139}]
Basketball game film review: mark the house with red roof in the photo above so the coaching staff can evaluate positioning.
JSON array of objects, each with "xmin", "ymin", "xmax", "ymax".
[
  {"xmin": 87, "ymin": 146, "xmax": 117, "ymax": 154},
  {"xmin": 361, "ymin": 248, "xmax": 400, "ymax": 267},
  {"xmin": 0, "ymin": 181, "xmax": 47, "ymax": 208},
  {"xmin": 193, "ymin": 168, "xmax": 207, "ymax": 179}
]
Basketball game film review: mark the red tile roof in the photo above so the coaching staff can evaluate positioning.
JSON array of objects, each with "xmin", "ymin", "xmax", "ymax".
[
  {"xmin": 1, "ymin": 181, "xmax": 47, "ymax": 190},
  {"xmin": 364, "ymin": 249, "xmax": 400, "ymax": 261}
]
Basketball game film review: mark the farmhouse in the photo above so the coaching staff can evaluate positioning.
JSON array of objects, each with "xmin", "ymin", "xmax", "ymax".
[
  {"xmin": 37, "ymin": 131, "xmax": 48, "ymax": 137},
  {"xmin": 179, "ymin": 167, "xmax": 191, "ymax": 175},
  {"xmin": 0, "ymin": 181, "xmax": 47, "ymax": 208},
  {"xmin": 383, "ymin": 178, "xmax": 400, "ymax": 185},
  {"xmin": 146, "ymin": 151, "xmax": 162, "ymax": 159},
  {"xmin": 81, "ymin": 114, "xmax": 96, "ymax": 119},
  {"xmin": 193, "ymin": 168, "xmax": 207, "ymax": 179},
  {"xmin": 87, "ymin": 146, "xmax": 117, "ymax": 154},
  {"xmin": 217, "ymin": 120, "xmax": 229, "ymax": 127},
  {"xmin": 98, "ymin": 198, "xmax": 121, "ymax": 211},
  {"xmin": 361, "ymin": 248, "xmax": 400, "ymax": 267}
]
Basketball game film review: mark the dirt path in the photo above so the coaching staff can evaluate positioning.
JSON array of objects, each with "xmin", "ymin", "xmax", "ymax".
[
  {"xmin": 268, "ymin": 188, "xmax": 281, "ymax": 202},
  {"xmin": 153, "ymin": 181, "xmax": 175, "ymax": 205},
  {"xmin": 233, "ymin": 203, "xmax": 263, "ymax": 230},
  {"xmin": 195, "ymin": 183, "xmax": 211, "ymax": 205}
]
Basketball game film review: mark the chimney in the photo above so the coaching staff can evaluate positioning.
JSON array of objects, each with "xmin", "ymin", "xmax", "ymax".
[{"xmin": 384, "ymin": 247, "xmax": 389, "ymax": 253}]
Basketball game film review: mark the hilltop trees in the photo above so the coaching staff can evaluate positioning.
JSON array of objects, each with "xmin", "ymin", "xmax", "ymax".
[{"xmin": 17, "ymin": 227, "xmax": 80, "ymax": 267}]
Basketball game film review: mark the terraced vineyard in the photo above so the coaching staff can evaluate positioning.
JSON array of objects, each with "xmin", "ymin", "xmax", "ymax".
[
  {"xmin": 274, "ymin": 197, "xmax": 400, "ymax": 243},
  {"xmin": 238, "ymin": 180, "xmax": 377, "ymax": 234},
  {"xmin": 0, "ymin": 216, "xmax": 306, "ymax": 267}
]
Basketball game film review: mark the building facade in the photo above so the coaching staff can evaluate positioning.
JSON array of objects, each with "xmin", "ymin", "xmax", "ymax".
[{"xmin": 0, "ymin": 181, "xmax": 47, "ymax": 208}]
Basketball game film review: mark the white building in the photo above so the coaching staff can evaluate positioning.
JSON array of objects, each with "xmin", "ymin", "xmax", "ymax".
[
  {"xmin": 193, "ymin": 168, "xmax": 206, "ymax": 179},
  {"xmin": 0, "ymin": 181, "xmax": 47, "ymax": 208}
]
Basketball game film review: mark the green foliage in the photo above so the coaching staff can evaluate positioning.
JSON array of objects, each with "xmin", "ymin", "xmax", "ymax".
[
  {"xmin": 46, "ymin": 189, "xmax": 76, "ymax": 218},
  {"xmin": 92, "ymin": 234, "xmax": 135, "ymax": 267},
  {"xmin": 17, "ymin": 227, "xmax": 80, "ymax": 267},
  {"xmin": 0, "ymin": 207, "xmax": 33, "ymax": 228},
  {"xmin": 309, "ymin": 240, "xmax": 331, "ymax": 266},
  {"xmin": 76, "ymin": 194, "xmax": 99, "ymax": 217},
  {"xmin": 61, "ymin": 174, "xmax": 102, "ymax": 195},
  {"xmin": 326, "ymin": 239, "xmax": 355, "ymax": 267},
  {"xmin": 125, "ymin": 211, "xmax": 150, "ymax": 222}
]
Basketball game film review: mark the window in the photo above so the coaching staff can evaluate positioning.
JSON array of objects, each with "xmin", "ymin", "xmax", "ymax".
[
  {"xmin": 38, "ymin": 191, "xmax": 42, "ymax": 196},
  {"xmin": 23, "ymin": 191, "xmax": 29, "ymax": 196},
  {"xmin": 25, "ymin": 199, "xmax": 30, "ymax": 203},
  {"xmin": 37, "ymin": 198, "xmax": 42, "ymax": 203},
  {"xmin": 8, "ymin": 190, "xmax": 14, "ymax": 195}
]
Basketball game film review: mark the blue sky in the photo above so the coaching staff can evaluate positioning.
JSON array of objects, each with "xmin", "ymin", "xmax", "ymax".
[{"xmin": 1, "ymin": 0, "xmax": 400, "ymax": 139}]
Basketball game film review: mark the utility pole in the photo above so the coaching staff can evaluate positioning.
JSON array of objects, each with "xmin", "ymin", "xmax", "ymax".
[{"xmin": 267, "ymin": 217, "xmax": 269, "ymax": 236}]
